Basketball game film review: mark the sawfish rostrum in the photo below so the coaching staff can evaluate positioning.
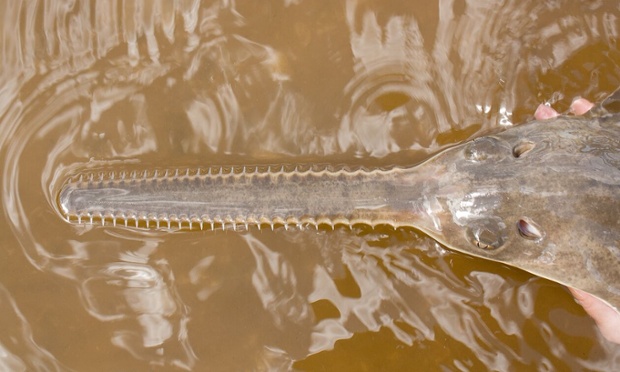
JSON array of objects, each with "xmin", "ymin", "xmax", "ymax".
[{"xmin": 58, "ymin": 91, "xmax": 620, "ymax": 310}]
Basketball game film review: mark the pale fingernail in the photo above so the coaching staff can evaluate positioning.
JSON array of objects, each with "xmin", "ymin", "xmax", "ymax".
[
  {"xmin": 534, "ymin": 103, "xmax": 559, "ymax": 120},
  {"xmin": 570, "ymin": 97, "xmax": 594, "ymax": 115}
]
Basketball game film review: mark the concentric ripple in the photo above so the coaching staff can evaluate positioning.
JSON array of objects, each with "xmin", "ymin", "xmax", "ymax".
[{"xmin": 0, "ymin": 0, "xmax": 619, "ymax": 370}]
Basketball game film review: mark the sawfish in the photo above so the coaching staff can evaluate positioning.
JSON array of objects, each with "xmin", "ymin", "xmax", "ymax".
[{"xmin": 57, "ymin": 90, "xmax": 620, "ymax": 311}]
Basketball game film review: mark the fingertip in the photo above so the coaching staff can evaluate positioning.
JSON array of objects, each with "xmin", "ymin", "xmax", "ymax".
[
  {"xmin": 568, "ymin": 287, "xmax": 586, "ymax": 302},
  {"xmin": 534, "ymin": 103, "xmax": 559, "ymax": 120},
  {"xmin": 569, "ymin": 287, "xmax": 620, "ymax": 344},
  {"xmin": 570, "ymin": 97, "xmax": 594, "ymax": 115}
]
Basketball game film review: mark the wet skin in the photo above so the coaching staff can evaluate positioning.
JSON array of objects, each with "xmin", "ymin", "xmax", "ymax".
[{"xmin": 536, "ymin": 96, "xmax": 620, "ymax": 344}]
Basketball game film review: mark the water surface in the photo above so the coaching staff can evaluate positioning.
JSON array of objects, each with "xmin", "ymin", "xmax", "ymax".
[{"xmin": 1, "ymin": 1, "xmax": 620, "ymax": 370}]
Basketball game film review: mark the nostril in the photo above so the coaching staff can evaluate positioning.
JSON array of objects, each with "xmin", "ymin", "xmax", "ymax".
[
  {"xmin": 517, "ymin": 218, "xmax": 544, "ymax": 240},
  {"xmin": 513, "ymin": 141, "xmax": 535, "ymax": 158}
]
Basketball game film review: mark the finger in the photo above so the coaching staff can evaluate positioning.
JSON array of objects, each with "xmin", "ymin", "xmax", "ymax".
[
  {"xmin": 568, "ymin": 287, "xmax": 620, "ymax": 344},
  {"xmin": 534, "ymin": 104, "xmax": 559, "ymax": 120},
  {"xmin": 570, "ymin": 97, "xmax": 594, "ymax": 115}
]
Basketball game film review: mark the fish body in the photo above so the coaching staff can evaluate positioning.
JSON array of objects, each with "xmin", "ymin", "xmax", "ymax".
[{"xmin": 58, "ymin": 92, "xmax": 620, "ymax": 309}]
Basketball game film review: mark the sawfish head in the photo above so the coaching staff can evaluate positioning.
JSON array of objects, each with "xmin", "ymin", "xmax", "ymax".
[{"xmin": 408, "ymin": 97, "xmax": 620, "ymax": 309}]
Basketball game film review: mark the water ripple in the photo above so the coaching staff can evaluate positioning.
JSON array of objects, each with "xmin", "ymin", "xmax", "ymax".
[
  {"xmin": 0, "ymin": 283, "xmax": 66, "ymax": 371},
  {"xmin": 1, "ymin": 0, "xmax": 620, "ymax": 370}
]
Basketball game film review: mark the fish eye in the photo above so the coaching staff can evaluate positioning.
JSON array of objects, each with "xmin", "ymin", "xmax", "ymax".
[
  {"xmin": 466, "ymin": 218, "xmax": 507, "ymax": 250},
  {"xmin": 463, "ymin": 137, "xmax": 503, "ymax": 162}
]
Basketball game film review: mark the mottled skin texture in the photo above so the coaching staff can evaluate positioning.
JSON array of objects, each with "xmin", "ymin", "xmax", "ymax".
[
  {"xmin": 59, "ymin": 93, "xmax": 620, "ymax": 312},
  {"xmin": 412, "ymin": 112, "xmax": 620, "ymax": 311}
]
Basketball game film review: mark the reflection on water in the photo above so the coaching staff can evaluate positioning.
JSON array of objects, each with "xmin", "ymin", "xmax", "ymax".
[
  {"xmin": 0, "ymin": 283, "xmax": 66, "ymax": 371},
  {"xmin": 1, "ymin": 0, "xmax": 619, "ymax": 370}
]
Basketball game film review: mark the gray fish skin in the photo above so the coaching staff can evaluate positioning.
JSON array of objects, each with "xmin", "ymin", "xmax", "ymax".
[
  {"xmin": 58, "ymin": 97, "xmax": 620, "ymax": 310},
  {"xmin": 413, "ymin": 112, "xmax": 620, "ymax": 311},
  {"xmin": 59, "ymin": 165, "xmax": 444, "ymax": 230}
]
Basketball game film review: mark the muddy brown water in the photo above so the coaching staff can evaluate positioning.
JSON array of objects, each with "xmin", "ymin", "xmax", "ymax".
[{"xmin": 1, "ymin": 1, "xmax": 620, "ymax": 371}]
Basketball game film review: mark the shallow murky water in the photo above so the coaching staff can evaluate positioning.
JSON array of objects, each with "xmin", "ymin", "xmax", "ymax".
[{"xmin": 1, "ymin": 1, "xmax": 620, "ymax": 370}]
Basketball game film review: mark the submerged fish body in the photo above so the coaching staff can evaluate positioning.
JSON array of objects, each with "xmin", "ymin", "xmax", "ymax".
[{"xmin": 58, "ymin": 94, "xmax": 620, "ymax": 310}]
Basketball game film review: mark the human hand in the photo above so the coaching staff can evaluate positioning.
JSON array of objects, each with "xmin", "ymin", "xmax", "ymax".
[
  {"xmin": 568, "ymin": 287, "xmax": 620, "ymax": 344},
  {"xmin": 534, "ymin": 96, "xmax": 620, "ymax": 344}
]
